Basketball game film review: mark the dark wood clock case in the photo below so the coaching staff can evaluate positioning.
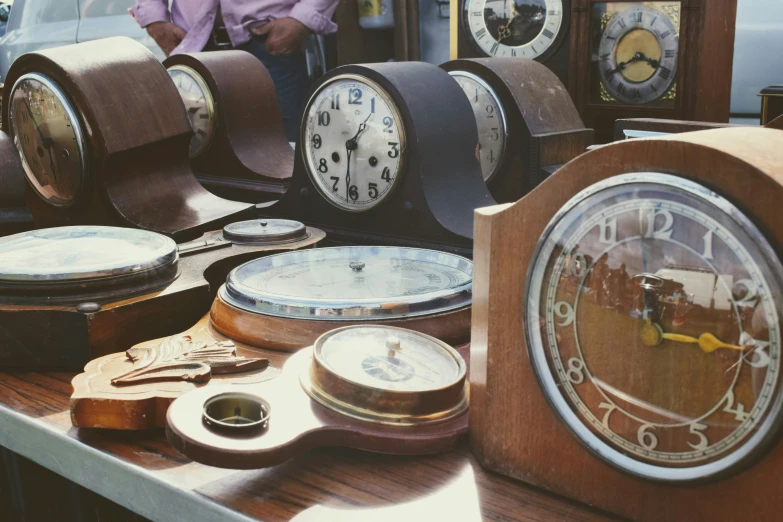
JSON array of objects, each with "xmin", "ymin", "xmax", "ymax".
[
  {"xmin": 470, "ymin": 127, "xmax": 783, "ymax": 521},
  {"xmin": 163, "ymin": 51, "xmax": 293, "ymax": 204},
  {"xmin": 0, "ymin": 132, "xmax": 33, "ymax": 236},
  {"xmin": 263, "ymin": 62, "xmax": 495, "ymax": 257},
  {"xmin": 1, "ymin": 37, "xmax": 255, "ymax": 243},
  {"xmin": 441, "ymin": 58, "xmax": 593, "ymax": 202}
]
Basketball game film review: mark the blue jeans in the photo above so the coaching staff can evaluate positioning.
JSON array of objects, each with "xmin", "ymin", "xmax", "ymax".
[{"xmin": 236, "ymin": 37, "xmax": 310, "ymax": 142}]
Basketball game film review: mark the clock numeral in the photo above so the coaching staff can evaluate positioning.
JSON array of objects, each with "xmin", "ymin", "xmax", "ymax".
[
  {"xmin": 368, "ymin": 182, "xmax": 379, "ymax": 199},
  {"xmin": 618, "ymin": 18, "xmax": 627, "ymax": 29},
  {"xmin": 370, "ymin": 97, "xmax": 376, "ymax": 113},
  {"xmin": 485, "ymin": 104, "xmax": 495, "ymax": 118},
  {"xmin": 388, "ymin": 142, "xmax": 400, "ymax": 158},
  {"xmin": 330, "ymin": 92, "xmax": 340, "ymax": 110},
  {"xmin": 733, "ymin": 279, "xmax": 759, "ymax": 308},
  {"xmin": 475, "ymin": 28, "xmax": 487, "ymax": 40},
  {"xmin": 511, "ymin": 49, "xmax": 517, "ymax": 57},
  {"xmin": 567, "ymin": 252, "xmax": 587, "ymax": 278},
  {"xmin": 605, "ymin": 35, "xmax": 616, "ymax": 41},
  {"xmin": 642, "ymin": 208, "xmax": 674, "ymax": 240},
  {"xmin": 598, "ymin": 402, "xmax": 615, "ymax": 429},
  {"xmin": 650, "ymin": 15, "xmax": 658, "ymax": 27},
  {"xmin": 490, "ymin": 128, "xmax": 499, "ymax": 141},
  {"xmin": 488, "ymin": 149, "xmax": 495, "ymax": 163},
  {"xmin": 318, "ymin": 111, "xmax": 330, "ymax": 126},
  {"xmin": 723, "ymin": 390, "xmax": 751, "ymax": 421},
  {"xmin": 659, "ymin": 66, "xmax": 672, "ymax": 80},
  {"xmin": 632, "ymin": 88, "xmax": 641, "ymax": 100},
  {"xmin": 687, "ymin": 423, "xmax": 709, "ymax": 451},
  {"xmin": 472, "ymin": 11, "xmax": 481, "ymax": 16},
  {"xmin": 600, "ymin": 53, "xmax": 611, "ymax": 61},
  {"xmin": 598, "ymin": 217, "xmax": 617, "ymax": 245},
  {"xmin": 664, "ymin": 49, "xmax": 677, "ymax": 59},
  {"xmin": 604, "ymin": 68, "xmax": 617, "ymax": 78},
  {"xmin": 634, "ymin": 11, "xmax": 643, "ymax": 24},
  {"xmin": 566, "ymin": 357, "xmax": 585, "ymax": 384},
  {"xmin": 702, "ymin": 229, "xmax": 714, "ymax": 260},
  {"xmin": 548, "ymin": 10, "xmax": 560, "ymax": 16},
  {"xmin": 383, "ymin": 116, "xmax": 394, "ymax": 133},
  {"xmin": 381, "ymin": 166, "xmax": 391, "ymax": 182},
  {"xmin": 490, "ymin": 42, "xmax": 500, "ymax": 55},
  {"xmin": 349, "ymin": 185, "xmax": 359, "ymax": 201},
  {"xmin": 637, "ymin": 424, "xmax": 658, "ymax": 451},
  {"xmin": 348, "ymin": 88, "xmax": 363, "ymax": 105},
  {"xmin": 318, "ymin": 158, "xmax": 329, "ymax": 173},
  {"xmin": 616, "ymin": 83, "xmax": 626, "ymax": 96},
  {"xmin": 744, "ymin": 339, "xmax": 770, "ymax": 369},
  {"xmin": 531, "ymin": 44, "xmax": 538, "ymax": 54},
  {"xmin": 330, "ymin": 176, "xmax": 339, "ymax": 191},
  {"xmin": 554, "ymin": 301, "xmax": 575, "ymax": 327},
  {"xmin": 651, "ymin": 83, "xmax": 659, "ymax": 93},
  {"xmin": 658, "ymin": 30, "xmax": 672, "ymax": 39},
  {"xmin": 312, "ymin": 134, "xmax": 322, "ymax": 149},
  {"xmin": 542, "ymin": 29, "xmax": 555, "ymax": 39}
]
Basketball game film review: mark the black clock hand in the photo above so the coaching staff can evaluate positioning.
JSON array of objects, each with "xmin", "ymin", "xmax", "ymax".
[
  {"xmin": 344, "ymin": 113, "xmax": 373, "ymax": 200},
  {"xmin": 23, "ymin": 100, "xmax": 58, "ymax": 184}
]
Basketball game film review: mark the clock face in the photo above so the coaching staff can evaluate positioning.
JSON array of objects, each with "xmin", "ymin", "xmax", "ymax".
[
  {"xmin": 449, "ymin": 71, "xmax": 507, "ymax": 183},
  {"xmin": 592, "ymin": 2, "xmax": 680, "ymax": 107},
  {"xmin": 463, "ymin": 0, "xmax": 565, "ymax": 59},
  {"xmin": 167, "ymin": 65, "xmax": 216, "ymax": 158},
  {"xmin": 8, "ymin": 73, "xmax": 87, "ymax": 207},
  {"xmin": 302, "ymin": 75, "xmax": 405, "ymax": 212},
  {"xmin": 526, "ymin": 173, "xmax": 783, "ymax": 483}
]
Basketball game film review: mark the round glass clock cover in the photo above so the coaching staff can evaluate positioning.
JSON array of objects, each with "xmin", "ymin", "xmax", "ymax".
[
  {"xmin": 167, "ymin": 65, "xmax": 216, "ymax": 158},
  {"xmin": 525, "ymin": 173, "xmax": 783, "ymax": 483},
  {"xmin": 8, "ymin": 73, "xmax": 88, "ymax": 207},
  {"xmin": 463, "ymin": 0, "xmax": 565, "ymax": 59},
  {"xmin": 221, "ymin": 246, "xmax": 472, "ymax": 319},
  {"xmin": 222, "ymin": 219, "xmax": 308, "ymax": 245},
  {"xmin": 449, "ymin": 71, "xmax": 507, "ymax": 183},
  {"xmin": 302, "ymin": 75, "xmax": 405, "ymax": 212}
]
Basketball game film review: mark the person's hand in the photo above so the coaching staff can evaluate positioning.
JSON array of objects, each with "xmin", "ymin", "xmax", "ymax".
[
  {"xmin": 146, "ymin": 21, "xmax": 187, "ymax": 56},
  {"xmin": 254, "ymin": 18, "xmax": 311, "ymax": 55}
]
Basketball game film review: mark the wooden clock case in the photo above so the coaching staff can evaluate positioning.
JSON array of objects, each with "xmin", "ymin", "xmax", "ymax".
[
  {"xmin": 163, "ymin": 51, "xmax": 293, "ymax": 204},
  {"xmin": 0, "ymin": 132, "xmax": 32, "ymax": 236},
  {"xmin": 1, "ymin": 37, "xmax": 255, "ymax": 243},
  {"xmin": 760, "ymin": 85, "xmax": 783, "ymax": 126},
  {"xmin": 451, "ymin": 0, "xmax": 573, "ymax": 85},
  {"xmin": 469, "ymin": 127, "xmax": 783, "ymax": 521},
  {"xmin": 441, "ymin": 58, "xmax": 593, "ymax": 202},
  {"xmin": 264, "ymin": 62, "xmax": 495, "ymax": 257},
  {"xmin": 568, "ymin": 0, "xmax": 738, "ymax": 143}
]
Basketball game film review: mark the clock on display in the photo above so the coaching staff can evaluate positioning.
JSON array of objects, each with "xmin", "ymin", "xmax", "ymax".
[
  {"xmin": 8, "ymin": 73, "xmax": 87, "ymax": 207},
  {"xmin": 448, "ymin": 71, "xmax": 507, "ymax": 183},
  {"xmin": 302, "ymin": 75, "xmax": 405, "ymax": 212},
  {"xmin": 167, "ymin": 64, "xmax": 216, "ymax": 159}
]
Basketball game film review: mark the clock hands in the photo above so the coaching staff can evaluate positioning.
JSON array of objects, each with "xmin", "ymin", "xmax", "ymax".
[
  {"xmin": 640, "ymin": 322, "xmax": 746, "ymax": 354},
  {"xmin": 497, "ymin": 5, "xmax": 519, "ymax": 43},
  {"xmin": 344, "ymin": 113, "xmax": 373, "ymax": 200},
  {"xmin": 22, "ymin": 99, "xmax": 58, "ymax": 184},
  {"xmin": 611, "ymin": 52, "xmax": 660, "ymax": 75}
]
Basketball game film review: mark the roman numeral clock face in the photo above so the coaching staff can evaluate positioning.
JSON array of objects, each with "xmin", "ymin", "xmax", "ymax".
[
  {"xmin": 463, "ymin": 0, "xmax": 565, "ymax": 59},
  {"xmin": 594, "ymin": 2, "xmax": 680, "ymax": 106}
]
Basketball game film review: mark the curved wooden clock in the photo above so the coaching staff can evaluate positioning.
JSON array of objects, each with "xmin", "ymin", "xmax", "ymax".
[
  {"xmin": 263, "ymin": 61, "xmax": 495, "ymax": 257},
  {"xmin": 0, "ymin": 36, "xmax": 254, "ymax": 242},
  {"xmin": 452, "ymin": 0, "xmax": 572, "ymax": 85},
  {"xmin": 0, "ymin": 219, "xmax": 325, "ymax": 370},
  {"xmin": 470, "ymin": 127, "xmax": 783, "ymax": 521},
  {"xmin": 441, "ymin": 57, "xmax": 593, "ymax": 201},
  {"xmin": 164, "ymin": 51, "xmax": 293, "ymax": 204},
  {"xmin": 0, "ymin": 132, "xmax": 32, "ymax": 236}
]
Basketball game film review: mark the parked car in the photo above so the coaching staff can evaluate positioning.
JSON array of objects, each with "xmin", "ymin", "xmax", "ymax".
[{"xmin": 0, "ymin": 2, "xmax": 12, "ymax": 39}]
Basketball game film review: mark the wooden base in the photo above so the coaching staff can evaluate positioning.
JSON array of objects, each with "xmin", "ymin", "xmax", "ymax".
[{"xmin": 166, "ymin": 348, "xmax": 468, "ymax": 469}]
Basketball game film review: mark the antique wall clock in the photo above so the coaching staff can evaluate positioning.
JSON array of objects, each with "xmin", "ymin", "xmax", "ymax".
[
  {"xmin": 470, "ymin": 127, "xmax": 783, "ymax": 521},
  {"xmin": 1, "ymin": 37, "xmax": 255, "ymax": 242},
  {"xmin": 264, "ymin": 62, "xmax": 495, "ymax": 257},
  {"xmin": 71, "ymin": 246, "xmax": 472, "ymax": 430},
  {"xmin": 0, "ymin": 132, "xmax": 33, "ymax": 236},
  {"xmin": 441, "ymin": 57, "xmax": 593, "ymax": 201},
  {"xmin": 0, "ymin": 220, "xmax": 325, "ymax": 370},
  {"xmin": 568, "ymin": 0, "xmax": 738, "ymax": 143},
  {"xmin": 164, "ymin": 52, "xmax": 293, "ymax": 204},
  {"xmin": 452, "ymin": 0, "xmax": 572, "ymax": 85}
]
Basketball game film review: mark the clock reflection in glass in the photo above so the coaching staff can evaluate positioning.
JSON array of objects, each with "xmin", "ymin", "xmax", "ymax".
[
  {"xmin": 302, "ymin": 75, "xmax": 405, "ymax": 212},
  {"xmin": 8, "ymin": 73, "xmax": 87, "ymax": 207},
  {"xmin": 596, "ymin": 3, "xmax": 679, "ymax": 105},
  {"xmin": 167, "ymin": 65, "xmax": 217, "ymax": 159},
  {"xmin": 463, "ymin": 0, "xmax": 565, "ymax": 59}
]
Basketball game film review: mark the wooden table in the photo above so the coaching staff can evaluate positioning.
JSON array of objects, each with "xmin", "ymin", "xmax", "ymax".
[{"xmin": 0, "ymin": 371, "xmax": 621, "ymax": 522}]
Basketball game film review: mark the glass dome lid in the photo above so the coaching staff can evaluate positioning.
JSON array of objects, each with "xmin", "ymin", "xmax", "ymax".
[{"xmin": 221, "ymin": 246, "xmax": 473, "ymax": 320}]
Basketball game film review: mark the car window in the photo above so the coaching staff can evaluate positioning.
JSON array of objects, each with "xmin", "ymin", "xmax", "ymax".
[
  {"xmin": 80, "ymin": 0, "xmax": 135, "ymax": 19},
  {"xmin": 16, "ymin": 0, "xmax": 78, "ymax": 27}
]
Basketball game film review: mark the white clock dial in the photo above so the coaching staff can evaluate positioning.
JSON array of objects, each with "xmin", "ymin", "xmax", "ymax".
[
  {"xmin": 167, "ymin": 65, "xmax": 216, "ymax": 158},
  {"xmin": 598, "ymin": 5, "xmax": 679, "ymax": 105},
  {"xmin": 449, "ymin": 71, "xmax": 507, "ymax": 183},
  {"xmin": 302, "ymin": 75, "xmax": 405, "ymax": 212},
  {"xmin": 464, "ymin": 0, "xmax": 564, "ymax": 59}
]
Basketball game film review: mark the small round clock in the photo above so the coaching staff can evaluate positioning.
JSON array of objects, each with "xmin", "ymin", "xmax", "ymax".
[
  {"xmin": 167, "ymin": 64, "xmax": 217, "ymax": 159},
  {"xmin": 301, "ymin": 75, "xmax": 405, "ymax": 212},
  {"xmin": 7, "ymin": 73, "xmax": 88, "ymax": 207},
  {"xmin": 525, "ymin": 172, "xmax": 783, "ymax": 483},
  {"xmin": 597, "ymin": 5, "xmax": 679, "ymax": 105},
  {"xmin": 463, "ymin": 0, "xmax": 566, "ymax": 60},
  {"xmin": 448, "ymin": 71, "xmax": 507, "ymax": 183}
]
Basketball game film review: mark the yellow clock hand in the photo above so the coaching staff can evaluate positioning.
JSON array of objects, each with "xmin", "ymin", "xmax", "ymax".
[{"xmin": 661, "ymin": 332, "xmax": 746, "ymax": 354}]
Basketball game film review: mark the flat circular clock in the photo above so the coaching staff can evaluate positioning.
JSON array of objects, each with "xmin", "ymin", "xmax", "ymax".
[{"xmin": 210, "ymin": 246, "xmax": 473, "ymax": 350}]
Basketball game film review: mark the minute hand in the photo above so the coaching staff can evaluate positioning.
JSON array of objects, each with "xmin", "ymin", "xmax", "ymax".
[{"xmin": 662, "ymin": 332, "xmax": 745, "ymax": 354}]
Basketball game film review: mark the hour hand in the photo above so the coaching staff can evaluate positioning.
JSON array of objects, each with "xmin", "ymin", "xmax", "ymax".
[{"xmin": 641, "ymin": 322, "xmax": 746, "ymax": 354}]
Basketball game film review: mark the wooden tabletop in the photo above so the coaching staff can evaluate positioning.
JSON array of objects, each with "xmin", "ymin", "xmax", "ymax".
[{"xmin": 0, "ymin": 371, "xmax": 621, "ymax": 522}]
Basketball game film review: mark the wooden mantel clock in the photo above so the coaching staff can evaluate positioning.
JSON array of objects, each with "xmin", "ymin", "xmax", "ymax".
[
  {"xmin": 451, "ymin": 0, "xmax": 573, "ymax": 85},
  {"xmin": 470, "ymin": 127, "xmax": 783, "ymax": 521},
  {"xmin": 164, "ymin": 51, "xmax": 293, "ymax": 204},
  {"xmin": 440, "ymin": 57, "xmax": 593, "ymax": 202},
  {"xmin": 1, "ymin": 37, "xmax": 255, "ymax": 242},
  {"xmin": 568, "ymin": 0, "xmax": 738, "ymax": 143},
  {"xmin": 263, "ymin": 61, "xmax": 495, "ymax": 257},
  {"xmin": 0, "ymin": 132, "xmax": 32, "ymax": 236}
]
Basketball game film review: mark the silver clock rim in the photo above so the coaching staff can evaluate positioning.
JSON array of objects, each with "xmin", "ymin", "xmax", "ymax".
[
  {"xmin": 222, "ymin": 246, "xmax": 473, "ymax": 320},
  {"xmin": 447, "ymin": 70, "xmax": 508, "ymax": 184},
  {"xmin": 9, "ymin": 72, "xmax": 88, "ymax": 208},
  {"xmin": 167, "ymin": 64, "xmax": 217, "ymax": 159},
  {"xmin": 222, "ymin": 219, "xmax": 308, "ymax": 245},
  {"xmin": 300, "ymin": 73, "xmax": 407, "ymax": 213},
  {"xmin": 523, "ymin": 171, "xmax": 783, "ymax": 484}
]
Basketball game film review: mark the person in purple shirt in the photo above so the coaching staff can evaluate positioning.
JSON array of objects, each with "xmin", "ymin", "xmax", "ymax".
[{"xmin": 131, "ymin": 0, "xmax": 340, "ymax": 141}]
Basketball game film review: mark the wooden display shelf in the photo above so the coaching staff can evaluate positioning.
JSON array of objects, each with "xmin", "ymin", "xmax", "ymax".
[{"xmin": 0, "ymin": 370, "xmax": 619, "ymax": 522}]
